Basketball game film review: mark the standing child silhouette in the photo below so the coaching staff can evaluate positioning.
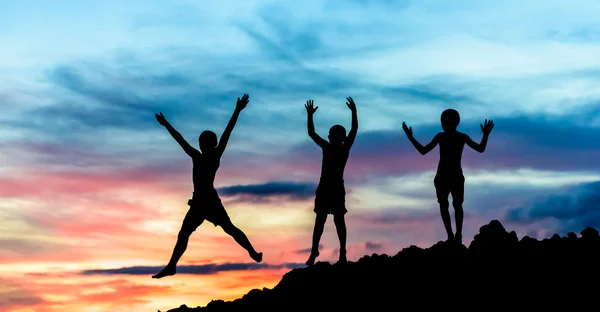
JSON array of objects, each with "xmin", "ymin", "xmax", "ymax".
[
  {"xmin": 402, "ymin": 109, "xmax": 494, "ymax": 243},
  {"xmin": 152, "ymin": 94, "xmax": 262, "ymax": 279},
  {"xmin": 304, "ymin": 97, "xmax": 358, "ymax": 266}
]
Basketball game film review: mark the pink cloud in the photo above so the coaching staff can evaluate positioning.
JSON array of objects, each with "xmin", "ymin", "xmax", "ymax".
[
  {"xmin": 0, "ymin": 167, "xmax": 182, "ymax": 199},
  {"xmin": 34, "ymin": 198, "xmax": 164, "ymax": 236},
  {"xmin": 0, "ymin": 278, "xmax": 47, "ymax": 311}
]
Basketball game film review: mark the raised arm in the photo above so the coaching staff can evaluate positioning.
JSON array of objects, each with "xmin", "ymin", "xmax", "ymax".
[
  {"xmin": 305, "ymin": 100, "xmax": 328, "ymax": 148},
  {"xmin": 343, "ymin": 97, "xmax": 358, "ymax": 150},
  {"xmin": 155, "ymin": 112, "xmax": 198, "ymax": 157},
  {"xmin": 402, "ymin": 122, "xmax": 440, "ymax": 155},
  {"xmin": 216, "ymin": 94, "xmax": 249, "ymax": 157},
  {"xmin": 465, "ymin": 119, "xmax": 494, "ymax": 153}
]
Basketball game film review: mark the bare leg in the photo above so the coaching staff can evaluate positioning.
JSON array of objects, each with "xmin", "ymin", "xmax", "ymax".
[
  {"xmin": 439, "ymin": 200, "xmax": 454, "ymax": 241},
  {"xmin": 306, "ymin": 214, "xmax": 327, "ymax": 266},
  {"xmin": 152, "ymin": 228, "xmax": 196, "ymax": 279},
  {"xmin": 333, "ymin": 214, "xmax": 347, "ymax": 263},
  {"xmin": 453, "ymin": 201, "xmax": 464, "ymax": 244},
  {"xmin": 221, "ymin": 221, "xmax": 262, "ymax": 262},
  {"xmin": 152, "ymin": 210, "xmax": 202, "ymax": 279}
]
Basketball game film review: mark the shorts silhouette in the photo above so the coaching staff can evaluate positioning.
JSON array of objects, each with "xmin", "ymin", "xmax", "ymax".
[
  {"xmin": 185, "ymin": 191, "xmax": 231, "ymax": 229},
  {"xmin": 433, "ymin": 173, "xmax": 465, "ymax": 204},
  {"xmin": 314, "ymin": 180, "xmax": 347, "ymax": 215}
]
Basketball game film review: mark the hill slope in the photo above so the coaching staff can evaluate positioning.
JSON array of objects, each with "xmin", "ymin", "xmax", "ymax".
[{"xmin": 162, "ymin": 220, "xmax": 600, "ymax": 311}]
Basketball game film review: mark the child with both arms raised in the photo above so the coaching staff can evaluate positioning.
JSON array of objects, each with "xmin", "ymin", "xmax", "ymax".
[
  {"xmin": 304, "ymin": 97, "xmax": 358, "ymax": 265},
  {"xmin": 402, "ymin": 109, "xmax": 494, "ymax": 243}
]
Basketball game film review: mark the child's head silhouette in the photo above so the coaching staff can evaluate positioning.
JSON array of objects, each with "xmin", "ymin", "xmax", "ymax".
[
  {"xmin": 328, "ymin": 125, "xmax": 347, "ymax": 146},
  {"xmin": 199, "ymin": 130, "xmax": 218, "ymax": 153},
  {"xmin": 441, "ymin": 109, "xmax": 460, "ymax": 132}
]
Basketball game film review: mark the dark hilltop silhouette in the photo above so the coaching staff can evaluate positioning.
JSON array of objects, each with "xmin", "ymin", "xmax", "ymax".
[{"xmin": 159, "ymin": 220, "xmax": 600, "ymax": 311}]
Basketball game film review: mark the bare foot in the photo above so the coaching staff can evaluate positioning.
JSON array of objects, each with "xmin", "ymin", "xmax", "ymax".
[
  {"xmin": 251, "ymin": 252, "xmax": 263, "ymax": 263},
  {"xmin": 305, "ymin": 250, "xmax": 319, "ymax": 266},
  {"xmin": 152, "ymin": 266, "xmax": 176, "ymax": 279}
]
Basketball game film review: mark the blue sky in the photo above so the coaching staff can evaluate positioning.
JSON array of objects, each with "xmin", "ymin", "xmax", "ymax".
[{"xmin": 2, "ymin": 1, "xmax": 600, "ymax": 309}]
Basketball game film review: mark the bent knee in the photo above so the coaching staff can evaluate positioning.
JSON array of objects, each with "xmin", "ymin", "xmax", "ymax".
[{"xmin": 438, "ymin": 200, "xmax": 450, "ymax": 208}]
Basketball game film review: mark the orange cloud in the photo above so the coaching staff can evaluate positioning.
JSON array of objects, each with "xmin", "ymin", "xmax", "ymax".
[{"xmin": 2, "ymin": 265, "xmax": 300, "ymax": 312}]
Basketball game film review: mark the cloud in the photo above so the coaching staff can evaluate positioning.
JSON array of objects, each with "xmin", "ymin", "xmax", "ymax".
[
  {"xmin": 280, "ymin": 111, "xmax": 600, "ymax": 184},
  {"xmin": 4, "ymin": 277, "xmax": 176, "ymax": 311},
  {"xmin": 6, "ymin": 56, "xmax": 276, "ymax": 153},
  {"xmin": 0, "ymin": 278, "xmax": 51, "ymax": 312},
  {"xmin": 329, "ymin": 240, "xmax": 384, "ymax": 259},
  {"xmin": 6, "ymin": 19, "xmax": 508, "ymax": 155},
  {"xmin": 350, "ymin": 209, "xmax": 441, "ymax": 226},
  {"xmin": 506, "ymin": 180, "xmax": 600, "ymax": 233},
  {"xmin": 0, "ymin": 238, "xmax": 67, "ymax": 258},
  {"xmin": 293, "ymin": 244, "xmax": 324, "ymax": 254},
  {"xmin": 218, "ymin": 181, "xmax": 317, "ymax": 200},
  {"xmin": 80, "ymin": 262, "xmax": 305, "ymax": 275},
  {"xmin": 364, "ymin": 241, "xmax": 383, "ymax": 251},
  {"xmin": 234, "ymin": 12, "xmax": 487, "ymax": 111},
  {"xmin": 346, "ymin": 168, "xmax": 600, "ymax": 216},
  {"xmin": 26, "ymin": 61, "xmax": 225, "ymax": 132},
  {"xmin": 6, "ymin": 24, "xmax": 599, "ymax": 192},
  {"xmin": 0, "ymin": 287, "xmax": 46, "ymax": 308},
  {"xmin": 0, "ymin": 166, "xmax": 183, "ymax": 200}
]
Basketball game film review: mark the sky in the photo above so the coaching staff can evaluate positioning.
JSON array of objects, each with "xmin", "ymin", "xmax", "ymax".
[{"xmin": 1, "ymin": 0, "xmax": 600, "ymax": 311}]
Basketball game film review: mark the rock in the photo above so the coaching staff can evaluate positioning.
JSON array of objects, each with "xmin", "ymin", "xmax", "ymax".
[{"xmin": 581, "ymin": 227, "xmax": 599, "ymax": 238}]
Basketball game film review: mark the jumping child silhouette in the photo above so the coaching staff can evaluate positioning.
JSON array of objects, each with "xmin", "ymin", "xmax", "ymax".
[
  {"xmin": 304, "ymin": 97, "xmax": 358, "ymax": 266},
  {"xmin": 152, "ymin": 94, "xmax": 262, "ymax": 279},
  {"xmin": 402, "ymin": 109, "xmax": 494, "ymax": 243}
]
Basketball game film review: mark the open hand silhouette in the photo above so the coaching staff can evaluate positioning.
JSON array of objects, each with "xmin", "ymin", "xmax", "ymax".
[
  {"xmin": 402, "ymin": 122, "xmax": 412, "ymax": 138},
  {"xmin": 155, "ymin": 112, "xmax": 168, "ymax": 126},
  {"xmin": 481, "ymin": 119, "xmax": 494, "ymax": 135},
  {"xmin": 236, "ymin": 94, "xmax": 249, "ymax": 111},
  {"xmin": 346, "ymin": 97, "xmax": 356, "ymax": 111},
  {"xmin": 305, "ymin": 100, "xmax": 318, "ymax": 115}
]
